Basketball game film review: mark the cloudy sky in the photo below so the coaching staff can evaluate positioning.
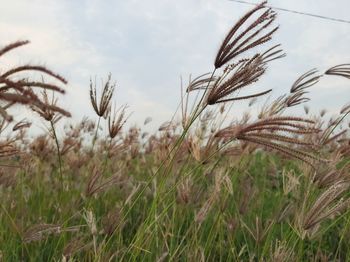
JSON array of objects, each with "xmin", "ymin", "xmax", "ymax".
[{"xmin": 1, "ymin": 0, "xmax": 350, "ymax": 134}]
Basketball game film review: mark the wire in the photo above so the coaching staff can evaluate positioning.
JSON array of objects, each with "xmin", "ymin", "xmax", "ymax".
[{"xmin": 228, "ymin": 0, "xmax": 350, "ymax": 25}]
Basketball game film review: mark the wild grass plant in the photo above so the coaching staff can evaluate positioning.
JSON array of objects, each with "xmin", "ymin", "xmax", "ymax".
[{"xmin": 1, "ymin": 1, "xmax": 350, "ymax": 261}]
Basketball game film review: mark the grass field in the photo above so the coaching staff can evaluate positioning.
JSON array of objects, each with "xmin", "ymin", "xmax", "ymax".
[
  {"xmin": 1, "ymin": 1, "xmax": 350, "ymax": 261},
  {"xmin": 1, "ymin": 151, "xmax": 349, "ymax": 261}
]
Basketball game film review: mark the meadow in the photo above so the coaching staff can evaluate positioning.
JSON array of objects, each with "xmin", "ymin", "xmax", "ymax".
[{"xmin": 1, "ymin": 1, "xmax": 350, "ymax": 261}]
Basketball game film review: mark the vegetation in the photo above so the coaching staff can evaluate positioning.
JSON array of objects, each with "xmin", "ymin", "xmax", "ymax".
[{"xmin": 1, "ymin": 1, "xmax": 350, "ymax": 261}]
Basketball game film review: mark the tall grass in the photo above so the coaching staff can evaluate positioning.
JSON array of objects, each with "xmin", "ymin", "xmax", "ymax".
[{"xmin": 1, "ymin": 1, "xmax": 350, "ymax": 261}]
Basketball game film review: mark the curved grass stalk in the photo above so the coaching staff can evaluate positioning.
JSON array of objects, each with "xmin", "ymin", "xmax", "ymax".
[
  {"xmin": 91, "ymin": 116, "xmax": 101, "ymax": 152},
  {"xmin": 321, "ymin": 110, "xmax": 350, "ymax": 145}
]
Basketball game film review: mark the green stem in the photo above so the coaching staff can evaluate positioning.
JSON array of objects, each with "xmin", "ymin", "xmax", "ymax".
[
  {"xmin": 50, "ymin": 120, "xmax": 63, "ymax": 189},
  {"xmin": 321, "ymin": 110, "xmax": 350, "ymax": 145},
  {"xmin": 1, "ymin": 203, "xmax": 30, "ymax": 257},
  {"xmin": 157, "ymin": 69, "xmax": 217, "ymax": 180},
  {"xmin": 101, "ymin": 69, "xmax": 217, "ymax": 252},
  {"xmin": 92, "ymin": 116, "xmax": 101, "ymax": 151},
  {"xmin": 102, "ymin": 137, "xmax": 113, "ymax": 172}
]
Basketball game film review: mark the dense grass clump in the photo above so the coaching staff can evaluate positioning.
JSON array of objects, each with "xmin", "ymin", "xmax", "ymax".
[{"xmin": 1, "ymin": 1, "xmax": 350, "ymax": 261}]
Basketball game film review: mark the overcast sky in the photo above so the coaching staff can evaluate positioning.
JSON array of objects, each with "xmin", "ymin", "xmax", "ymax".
[{"xmin": 1, "ymin": 0, "xmax": 350, "ymax": 134}]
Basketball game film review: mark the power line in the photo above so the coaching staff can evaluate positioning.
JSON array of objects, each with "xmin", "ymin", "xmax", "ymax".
[{"xmin": 228, "ymin": 0, "xmax": 350, "ymax": 25}]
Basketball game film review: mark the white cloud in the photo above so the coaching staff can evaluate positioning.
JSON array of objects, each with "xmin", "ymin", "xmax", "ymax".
[{"xmin": 1, "ymin": 0, "xmax": 350, "ymax": 136}]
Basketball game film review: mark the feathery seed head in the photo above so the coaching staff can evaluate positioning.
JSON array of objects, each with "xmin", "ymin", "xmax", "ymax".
[
  {"xmin": 214, "ymin": 1, "xmax": 278, "ymax": 69},
  {"xmin": 108, "ymin": 104, "xmax": 130, "ymax": 139},
  {"xmin": 31, "ymin": 89, "xmax": 71, "ymax": 122},
  {"xmin": 90, "ymin": 73, "xmax": 116, "ymax": 118},
  {"xmin": 207, "ymin": 54, "xmax": 271, "ymax": 105},
  {"xmin": 0, "ymin": 40, "xmax": 69, "ymax": 123},
  {"xmin": 325, "ymin": 64, "xmax": 350, "ymax": 80},
  {"xmin": 216, "ymin": 116, "xmax": 321, "ymax": 166},
  {"xmin": 301, "ymin": 181, "xmax": 350, "ymax": 235}
]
